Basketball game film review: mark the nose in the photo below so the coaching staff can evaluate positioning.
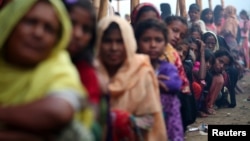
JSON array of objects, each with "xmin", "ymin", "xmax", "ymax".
[
  {"xmin": 111, "ymin": 42, "xmax": 118, "ymax": 51},
  {"xmin": 150, "ymin": 40, "xmax": 157, "ymax": 48},
  {"xmin": 73, "ymin": 26, "xmax": 83, "ymax": 39},
  {"xmin": 175, "ymin": 34, "xmax": 180, "ymax": 41},
  {"xmin": 33, "ymin": 25, "xmax": 44, "ymax": 38}
]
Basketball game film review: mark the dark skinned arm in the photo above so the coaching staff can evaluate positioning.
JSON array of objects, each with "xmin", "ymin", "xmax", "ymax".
[
  {"xmin": 0, "ymin": 96, "xmax": 74, "ymax": 134},
  {"xmin": 197, "ymin": 39, "xmax": 206, "ymax": 80}
]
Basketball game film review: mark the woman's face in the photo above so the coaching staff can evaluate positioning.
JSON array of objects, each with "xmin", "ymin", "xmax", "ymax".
[
  {"xmin": 167, "ymin": 20, "xmax": 187, "ymax": 47},
  {"xmin": 213, "ymin": 55, "xmax": 230, "ymax": 73},
  {"xmin": 177, "ymin": 44, "xmax": 189, "ymax": 62},
  {"xmin": 100, "ymin": 27, "xmax": 126, "ymax": 68},
  {"xmin": 138, "ymin": 29, "xmax": 166, "ymax": 60},
  {"xmin": 204, "ymin": 35, "xmax": 216, "ymax": 51},
  {"xmin": 137, "ymin": 10, "xmax": 158, "ymax": 23},
  {"xmin": 5, "ymin": 1, "xmax": 59, "ymax": 67},
  {"xmin": 67, "ymin": 6, "xmax": 94, "ymax": 57}
]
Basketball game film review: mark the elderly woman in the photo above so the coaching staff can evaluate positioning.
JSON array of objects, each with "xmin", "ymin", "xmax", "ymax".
[{"xmin": 0, "ymin": 0, "xmax": 93, "ymax": 140}]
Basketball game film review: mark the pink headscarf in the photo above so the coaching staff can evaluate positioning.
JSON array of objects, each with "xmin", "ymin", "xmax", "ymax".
[{"xmin": 131, "ymin": 2, "xmax": 160, "ymax": 26}]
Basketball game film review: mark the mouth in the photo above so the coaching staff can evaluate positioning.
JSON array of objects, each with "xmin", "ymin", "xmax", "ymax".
[{"xmin": 171, "ymin": 40, "xmax": 177, "ymax": 46}]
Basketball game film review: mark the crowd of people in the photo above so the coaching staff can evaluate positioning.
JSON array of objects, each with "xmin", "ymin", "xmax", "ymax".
[{"xmin": 0, "ymin": 0, "xmax": 249, "ymax": 141}]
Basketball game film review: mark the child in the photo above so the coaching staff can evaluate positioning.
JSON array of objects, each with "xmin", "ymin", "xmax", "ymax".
[
  {"xmin": 201, "ymin": 8, "xmax": 217, "ymax": 34},
  {"xmin": 205, "ymin": 49, "xmax": 234, "ymax": 114},
  {"xmin": 135, "ymin": 19, "xmax": 183, "ymax": 141},
  {"xmin": 188, "ymin": 3, "xmax": 207, "ymax": 33}
]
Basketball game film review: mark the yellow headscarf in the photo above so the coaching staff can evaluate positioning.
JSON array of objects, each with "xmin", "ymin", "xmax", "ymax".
[
  {"xmin": 94, "ymin": 16, "xmax": 167, "ymax": 141},
  {"xmin": 0, "ymin": 0, "xmax": 92, "ymax": 128}
]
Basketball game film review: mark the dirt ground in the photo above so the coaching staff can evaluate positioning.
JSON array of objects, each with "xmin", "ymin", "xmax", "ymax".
[{"xmin": 185, "ymin": 72, "xmax": 250, "ymax": 141}]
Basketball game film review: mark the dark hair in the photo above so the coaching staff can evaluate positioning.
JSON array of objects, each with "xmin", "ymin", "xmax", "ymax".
[
  {"xmin": 176, "ymin": 38, "xmax": 190, "ymax": 60},
  {"xmin": 205, "ymin": 48, "xmax": 215, "ymax": 64},
  {"xmin": 115, "ymin": 12, "xmax": 121, "ymax": 17},
  {"xmin": 240, "ymin": 10, "xmax": 249, "ymax": 20},
  {"xmin": 189, "ymin": 3, "xmax": 200, "ymax": 12},
  {"xmin": 189, "ymin": 24, "xmax": 203, "ymax": 38},
  {"xmin": 213, "ymin": 5, "xmax": 223, "ymax": 24},
  {"xmin": 160, "ymin": 3, "xmax": 171, "ymax": 19},
  {"xmin": 201, "ymin": 8, "xmax": 213, "ymax": 24},
  {"xmin": 135, "ymin": 19, "xmax": 168, "ymax": 43},
  {"xmin": 202, "ymin": 32, "xmax": 216, "ymax": 43},
  {"xmin": 164, "ymin": 15, "xmax": 187, "ymax": 26},
  {"xmin": 214, "ymin": 49, "xmax": 234, "ymax": 66},
  {"xmin": 217, "ymin": 35, "xmax": 230, "ymax": 51},
  {"xmin": 63, "ymin": 0, "xmax": 97, "ymax": 63},
  {"xmin": 103, "ymin": 22, "xmax": 120, "ymax": 39},
  {"xmin": 134, "ymin": 6, "xmax": 159, "ymax": 24}
]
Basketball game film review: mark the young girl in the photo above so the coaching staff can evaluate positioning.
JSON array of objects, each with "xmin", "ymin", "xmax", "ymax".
[
  {"xmin": 164, "ymin": 16, "xmax": 196, "ymax": 132},
  {"xmin": 95, "ymin": 16, "xmax": 167, "ymax": 141},
  {"xmin": 131, "ymin": 2, "xmax": 160, "ymax": 28},
  {"xmin": 135, "ymin": 19, "xmax": 183, "ymax": 141},
  {"xmin": 205, "ymin": 49, "xmax": 234, "ymax": 114},
  {"xmin": 201, "ymin": 8, "xmax": 217, "ymax": 34},
  {"xmin": 202, "ymin": 31, "xmax": 220, "ymax": 52},
  {"xmin": 188, "ymin": 3, "xmax": 206, "ymax": 33}
]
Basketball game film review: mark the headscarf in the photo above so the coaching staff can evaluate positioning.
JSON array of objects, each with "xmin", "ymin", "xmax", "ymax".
[
  {"xmin": 202, "ymin": 31, "xmax": 220, "ymax": 52},
  {"xmin": 94, "ymin": 16, "xmax": 167, "ymax": 141},
  {"xmin": 0, "ymin": 0, "xmax": 93, "ymax": 128},
  {"xmin": 222, "ymin": 5, "xmax": 238, "ymax": 38},
  {"xmin": 131, "ymin": 2, "xmax": 160, "ymax": 26}
]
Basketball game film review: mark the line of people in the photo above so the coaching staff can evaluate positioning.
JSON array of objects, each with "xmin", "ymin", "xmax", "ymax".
[{"xmin": 0, "ymin": 0, "xmax": 246, "ymax": 141}]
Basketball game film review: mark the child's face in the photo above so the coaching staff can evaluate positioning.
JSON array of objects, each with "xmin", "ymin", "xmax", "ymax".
[
  {"xmin": 191, "ymin": 31, "xmax": 201, "ymax": 40},
  {"xmin": 213, "ymin": 55, "xmax": 230, "ymax": 73},
  {"xmin": 190, "ymin": 43, "xmax": 199, "ymax": 60},
  {"xmin": 68, "ymin": 6, "xmax": 94, "ymax": 57},
  {"xmin": 204, "ymin": 35, "xmax": 216, "ymax": 51},
  {"xmin": 100, "ymin": 27, "xmax": 126, "ymax": 68},
  {"xmin": 205, "ymin": 11, "xmax": 213, "ymax": 21},
  {"xmin": 167, "ymin": 20, "xmax": 187, "ymax": 47},
  {"xmin": 205, "ymin": 60, "xmax": 212, "ymax": 71},
  {"xmin": 177, "ymin": 44, "xmax": 189, "ymax": 61},
  {"xmin": 5, "ymin": 1, "xmax": 59, "ymax": 67},
  {"xmin": 189, "ymin": 10, "xmax": 200, "ymax": 21},
  {"xmin": 138, "ymin": 28, "xmax": 166, "ymax": 60}
]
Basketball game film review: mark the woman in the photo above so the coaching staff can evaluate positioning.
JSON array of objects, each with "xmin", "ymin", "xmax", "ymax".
[
  {"xmin": 94, "ymin": 16, "xmax": 167, "ymax": 141},
  {"xmin": 221, "ymin": 5, "xmax": 239, "ymax": 50},
  {"xmin": 0, "ymin": 0, "xmax": 93, "ymax": 140}
]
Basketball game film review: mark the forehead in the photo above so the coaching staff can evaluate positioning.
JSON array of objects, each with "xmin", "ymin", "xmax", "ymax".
[
  {"xmin": 205, "ymin": 35, "xmax": 216, "ymax": 41},
  {"xmin": 25, "ymin": 1, "xmax": 59, "ymax": 24}
]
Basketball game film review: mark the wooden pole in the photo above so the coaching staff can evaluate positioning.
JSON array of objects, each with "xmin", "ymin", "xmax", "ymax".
[
  {"xmin": 131, "ymin": 0, "xmax": 140, "ymax": 13},
  {"xmin": 176, "ymin": 0, "xmax": 180, "ymax": 16},
  {"xmin": 117, "ymin": 0, "xmax": 120, "ymax": 12},
  {"xmin": 179, "ymin": 0, "xmax": 187, "ymax": 18},
  {"xmin": 98, "ymin": 0, "xmax": 108, "ymax": 21},
  {"xmin": 221, "ymin": 0, "xmax": 224, "ymax": 8},
  {"xmin": 93, "ymin": 0, "xmax": 100, "ymax": 17},
  {"xmin": 196, "ymin": 0, "xmax": 202, "ymax": 11},
  {"xmin": 208, "ymin": 0, "xmax": 212, "ymax": 10}
]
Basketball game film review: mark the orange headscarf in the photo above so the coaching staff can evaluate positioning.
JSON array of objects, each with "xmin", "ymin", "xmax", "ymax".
[{"xmin": 94, "ymin": 16, "xmax": 167, "ymax": 141}]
